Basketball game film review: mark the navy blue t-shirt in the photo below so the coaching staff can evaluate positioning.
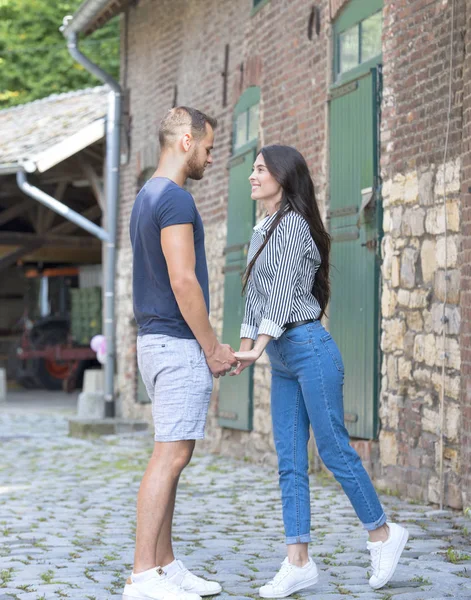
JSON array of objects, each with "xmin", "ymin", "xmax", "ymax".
[{"xmin": 130, "ymin": 177, "xmax": 209, "ymax": 339}]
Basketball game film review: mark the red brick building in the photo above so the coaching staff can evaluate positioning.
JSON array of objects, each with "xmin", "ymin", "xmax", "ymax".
[{"xmin": 74, "ymin": 0, "xmax": 470, "ymax": 509}]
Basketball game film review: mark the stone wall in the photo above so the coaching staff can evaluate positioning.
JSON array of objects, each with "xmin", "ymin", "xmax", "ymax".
[
  {"xmin": 378, "ymin": 0, "xmax": 466, "ymax": 508},
  {"xmin": 460, "ymin": 0, "xmax": 471, "ymax": 509}
]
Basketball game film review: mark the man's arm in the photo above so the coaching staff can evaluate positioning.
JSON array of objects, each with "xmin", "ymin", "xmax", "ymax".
[{"xmin": 161, "ymin": 223, "xmax": 237, "ymax": 376}]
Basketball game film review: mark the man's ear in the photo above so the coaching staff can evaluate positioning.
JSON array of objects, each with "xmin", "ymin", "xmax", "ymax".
[{"xmin": 181, "ymin": 132, "xmax": 192, "ymax": 153}]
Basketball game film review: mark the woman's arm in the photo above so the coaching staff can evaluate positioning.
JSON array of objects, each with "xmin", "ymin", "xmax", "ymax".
[{"xmin": 230, "ymin": 334, "xmax": 273, "ymax": 376}]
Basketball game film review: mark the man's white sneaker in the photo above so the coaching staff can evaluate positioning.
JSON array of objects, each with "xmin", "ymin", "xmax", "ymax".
[
  {"xmin": 259, "ymin": 557, "xmax": 319, "ymax": 599},
  {"xmin": 122, "ymin": 566, "xmax": 202, "ymax": 600},
  {"xmin": 165, "ymin": 560, "xmax": 222, "ymax": 597},
  {"xmin": 367, "ymin": 522, "xmax": 409, "ymax": 590}
]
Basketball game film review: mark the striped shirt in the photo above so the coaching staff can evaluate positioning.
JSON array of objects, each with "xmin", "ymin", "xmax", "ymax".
[{"xmin": 240, "ymin": 210, "xmax": 322, "ymax": 340}]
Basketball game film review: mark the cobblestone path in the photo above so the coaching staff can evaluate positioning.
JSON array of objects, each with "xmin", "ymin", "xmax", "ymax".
[{"xmin": 1, "ymin": 401, "xmax": 470, "ymax": 600}]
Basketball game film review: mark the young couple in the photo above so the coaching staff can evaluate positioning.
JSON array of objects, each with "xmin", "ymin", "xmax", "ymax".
[{"xmin": 125, "ymin": 106, "xmax": 408, "ymax": 600}]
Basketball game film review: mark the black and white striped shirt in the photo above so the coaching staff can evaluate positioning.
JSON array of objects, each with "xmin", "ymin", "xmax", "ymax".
[{"xmin": 240, "ymin": 210, "xmax": 322, "ymax": 340}]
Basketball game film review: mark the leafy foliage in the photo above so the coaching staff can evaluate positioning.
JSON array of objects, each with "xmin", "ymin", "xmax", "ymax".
[{"xmin": 0, "ymin": 0, "xmax": 119, "ymax": 108}]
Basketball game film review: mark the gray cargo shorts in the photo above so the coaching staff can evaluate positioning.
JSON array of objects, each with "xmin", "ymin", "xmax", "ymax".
[{"xmin": 137, "ymin": 334, "xmax": 213, "ymax": 442}]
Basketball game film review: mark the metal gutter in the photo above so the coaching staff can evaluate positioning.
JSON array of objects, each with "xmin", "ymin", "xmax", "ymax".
[
  {"xmin": 61, "ymin": 0, "xmax": 114, "ymax": 36},
  {"xmin": 61, "ymin": 27, "xmax": 122, "ymax": 419},
  {"xmin": 0, "ymin": 164, "xmax": 20, "ymax": 175}
]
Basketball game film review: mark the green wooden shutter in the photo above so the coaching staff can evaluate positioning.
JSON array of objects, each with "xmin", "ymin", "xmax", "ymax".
[
  {"xmin": 218, "ymin": 148, "xmax": 256, "ymax": 430},
  {"xmin": 328, "ymin": 68, "xmax": 381, "ymax": 439}
]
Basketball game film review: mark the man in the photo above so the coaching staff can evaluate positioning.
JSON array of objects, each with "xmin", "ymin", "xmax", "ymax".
[{"xmin": 125, "ymin": 107, "xmax": 237, "ymax": 600}]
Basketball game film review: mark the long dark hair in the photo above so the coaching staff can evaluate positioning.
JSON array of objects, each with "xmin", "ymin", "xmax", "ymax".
[{"xmin": 242, "ymin": 145, "xmax": 331, "ymax": 318}]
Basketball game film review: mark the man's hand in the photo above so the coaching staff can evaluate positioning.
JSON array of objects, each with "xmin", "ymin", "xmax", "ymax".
[{"xmin": 205, "ymin": 343, "xmax": 237, "ymax": 378}]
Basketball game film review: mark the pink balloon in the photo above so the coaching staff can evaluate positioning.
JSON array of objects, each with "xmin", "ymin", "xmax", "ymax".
[{"xmin": 90, "ymin": 334, "xmax": 105, "ymax": 353}]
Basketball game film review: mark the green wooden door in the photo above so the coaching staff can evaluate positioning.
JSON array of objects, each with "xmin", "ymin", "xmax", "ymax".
[
  {"xmin": 218, "ymin": 148, "xmax": 256, "ymax": 430},
  {"xmin": 328, "ymin": 68, "xmax": 381, "ymax": 439}
]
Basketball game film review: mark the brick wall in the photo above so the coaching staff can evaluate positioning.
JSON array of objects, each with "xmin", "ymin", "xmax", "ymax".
[
  {"xmin": 379, "ymin": 0, "xmax": 466, "ymax": 508},
  {"xmin": 460, "ymin": 0, "xmax": 471, "ymax": 509},
  {"xmin": 115, "ymin": 0, "xmax": 331, "ymax": 455}
]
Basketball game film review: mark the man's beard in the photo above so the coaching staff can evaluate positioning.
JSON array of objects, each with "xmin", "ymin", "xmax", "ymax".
[{"xmin": 187, "ymin": 149, "xmax": 206, "ymax": 180}]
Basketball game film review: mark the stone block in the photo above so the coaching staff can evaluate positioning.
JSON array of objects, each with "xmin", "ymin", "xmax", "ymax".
[
  {"xmin": 68, "ymin": 418, "xmax": 148, "ymax": 438},
  {"xmin": 425, "ymin": 206, "xmax": 446, "ymax": 235},
  {"xmin": 404, "ymin": 171, "xmax": 419, "ymax": 203},
  {"xmin": 391, "ymin": 256, "xmax": 400, "ymax": 287},
  {"xmin": 446, "ymin": 200, "xmax": 460, "ymax": 232},
  {"xmin": 435, "ymin": 269, "xmax": 460, "ymax": 304},
  {"xmin": 381, "ymin": 286, "xmax": 397, "ymax": 317},
  {"xmin": 391, "ymin": 207, "xmax": 403, "ymax": 237},
  {"xmin": 398, "ymin": 357, "xmax": 412, "ymax": 381},
  {"xmin": 422, "ymin": 407, "xmax": 439, "ymax": 434},
  {"xmin": 402, "ymin": 207, "xmax": 425, "ymax": 237},
  {"xmin": 421, "ymin": 239, "xmax": 436, "ymax": 284},
  {"xmin": 400, "ymin": 247, "xmax": 418, "ymax": 288},
  {"xmin": 418, "ymin": 168, "xmax": 434, "ymax": 206},
  {"xmin": 397, "ymin": 289, "xmax": 410, "ymax": 307},
  {"xmin": 424, "ymin": 333, "xmax": 437, "ymax": 367},
  {"xmin": 77, "ymin": 391, "xmax": 105, "ymax": 419},
  {"xmin": 82, "ymin": 369, "xmax": 104, "ymax": 393},
  {"xmin": 413, "ymin": 367, "xmax": 432, "ymax": 385},
  {"xmin": 431, "ymin": 371, "xmax": 460, "ymax": 400},
  {"xmin": 436, "ymin": 235, "xmax": 459, "ymax": 269},
  {"xmin": 445, "ymin": 403, "xmax": 460, "ymax": 442},
  {"xmin": 404, "ymin": 330, "xmax": 416, "ymax": 357},
  {"xmin": 431, "ymin": 303, "xmax": 460, "ymax": 335},
  {"xmin": 381, "ymin": 318, "xmax": 405, "ymax": 352},
  {"xmin": 434, "ymin": 158, "xmax": 461, "ymax": 196},
  {"xmin": 388, "ymin": 174, "xmax": 406, "ymax": 205},
  {"xmin": 406, "ymin": 311, "xmax": 423, "ymax": 331},
  {"xmin": 444, "ymin": 337, "xmax": 460, "ymax": 371},
  {"xmin": 409, "ymin": 289, "xmax": 430, "ymax": 309},
  {"xmin": 414, "ymin": 334, "xmax": 426, "ymax": 363},
  {"xmin": 386, "ymin": 355, "xmax": 398, "ymax": 389},
  {"xmin": 381, "ymin": 236, "xmax": 394, "ymax": 278},
  {"xmin": 380, "ymin": 431, "xmax": 398, "ymax": 466}
]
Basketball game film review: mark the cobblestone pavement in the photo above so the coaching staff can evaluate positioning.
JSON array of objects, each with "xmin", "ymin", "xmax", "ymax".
[{"xmin": 1, "ymin": 394, "xmax": 471, "ymax": 600}]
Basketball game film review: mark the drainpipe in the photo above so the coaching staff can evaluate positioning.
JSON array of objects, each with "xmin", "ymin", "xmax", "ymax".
[
  {"xmin": 16, "ymin": 171, "xmax": 109, "ymax": 242},
  {"xmin": 62, "ymin": 26, "xmax": 122, "ymax": 418}
]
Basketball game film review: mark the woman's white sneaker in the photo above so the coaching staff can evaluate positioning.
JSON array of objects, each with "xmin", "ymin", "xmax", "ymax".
[
  {"xmin": 367, "ymin": 522, "xmax": 409, "ymax": 590},
  {"xmin": 259, "ymin": 557, "xmax": 319, "ymax": 598},
  {"xmin": 122, "ymin": 566, "xmax": 202, "ymax": 600},
  {"xmin": 165, "ymin": 559, "xmax": 222, "ymax": 596}
]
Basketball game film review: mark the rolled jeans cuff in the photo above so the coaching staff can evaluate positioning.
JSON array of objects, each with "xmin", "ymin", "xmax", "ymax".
[
  {"xmin": 286, "ymin": 533, "xmax": 312, "ymax": 545},
  {"xmin": 362, "ymin": 511, "xmax": 387, "ymax": 531}
]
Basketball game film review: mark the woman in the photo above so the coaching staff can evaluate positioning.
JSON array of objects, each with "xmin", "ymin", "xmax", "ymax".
[{"xmin": 231, "ymin": 145, "xmax": 408, "ymax": 599}]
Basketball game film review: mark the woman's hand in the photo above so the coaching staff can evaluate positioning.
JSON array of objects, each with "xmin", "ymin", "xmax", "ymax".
[{"xmin": 230, "ymin": 348, "xmax": 262, "ymax": 376}]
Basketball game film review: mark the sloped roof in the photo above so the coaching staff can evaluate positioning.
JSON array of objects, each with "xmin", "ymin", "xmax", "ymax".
[{"xmin": 0, "ymin": 86, "xmax": 108, "ymax": 174}]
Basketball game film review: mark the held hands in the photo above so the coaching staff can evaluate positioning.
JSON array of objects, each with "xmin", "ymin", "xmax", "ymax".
[
  {"xmin": 229, "ymin": 348, "xmax": 262, "ymax": 376},
  {"xmin": 205, "ymin": 342, "xmax": 238, "ymax": 378}
]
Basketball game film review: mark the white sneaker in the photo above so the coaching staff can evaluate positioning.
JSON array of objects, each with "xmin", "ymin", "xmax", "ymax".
[
  {"xmin": 367, "ymin": 522, "xmax": 409, "ymax": 590},
  {"xmin": 259, "ymin": 557, "xmax": 319, "ymax": 598},
  {"xmin": 123, "ymin": 566, "xmax": 202, "ymax": 600},
  {"xmin": 165, "ymin": 560, "xmax": 222, "ymax": 596}
]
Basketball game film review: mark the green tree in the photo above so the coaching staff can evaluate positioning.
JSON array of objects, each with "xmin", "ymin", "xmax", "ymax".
[{"xmin": 0, "ymin": 0, "xmax": 119, "ymax": 108}]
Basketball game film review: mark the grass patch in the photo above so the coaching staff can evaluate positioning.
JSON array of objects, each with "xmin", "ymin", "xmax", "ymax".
[
  {"xmin": 40, "ymin": 569, "xmax": 55, "ymax": 584},
  {"xmin": 446, "ymin": 547, "xmax": 471, "ymax": 564}
]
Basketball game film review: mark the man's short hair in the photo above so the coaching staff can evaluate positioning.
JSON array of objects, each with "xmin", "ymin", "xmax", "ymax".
[{"xmin": 159, "ymin": 106, "xmax": 217, "ymax": 149}]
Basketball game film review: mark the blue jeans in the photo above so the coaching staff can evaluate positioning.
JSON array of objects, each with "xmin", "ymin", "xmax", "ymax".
[{"xmin": 266, "ymin": 320, "xmax": 386, "ymax": 545}]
